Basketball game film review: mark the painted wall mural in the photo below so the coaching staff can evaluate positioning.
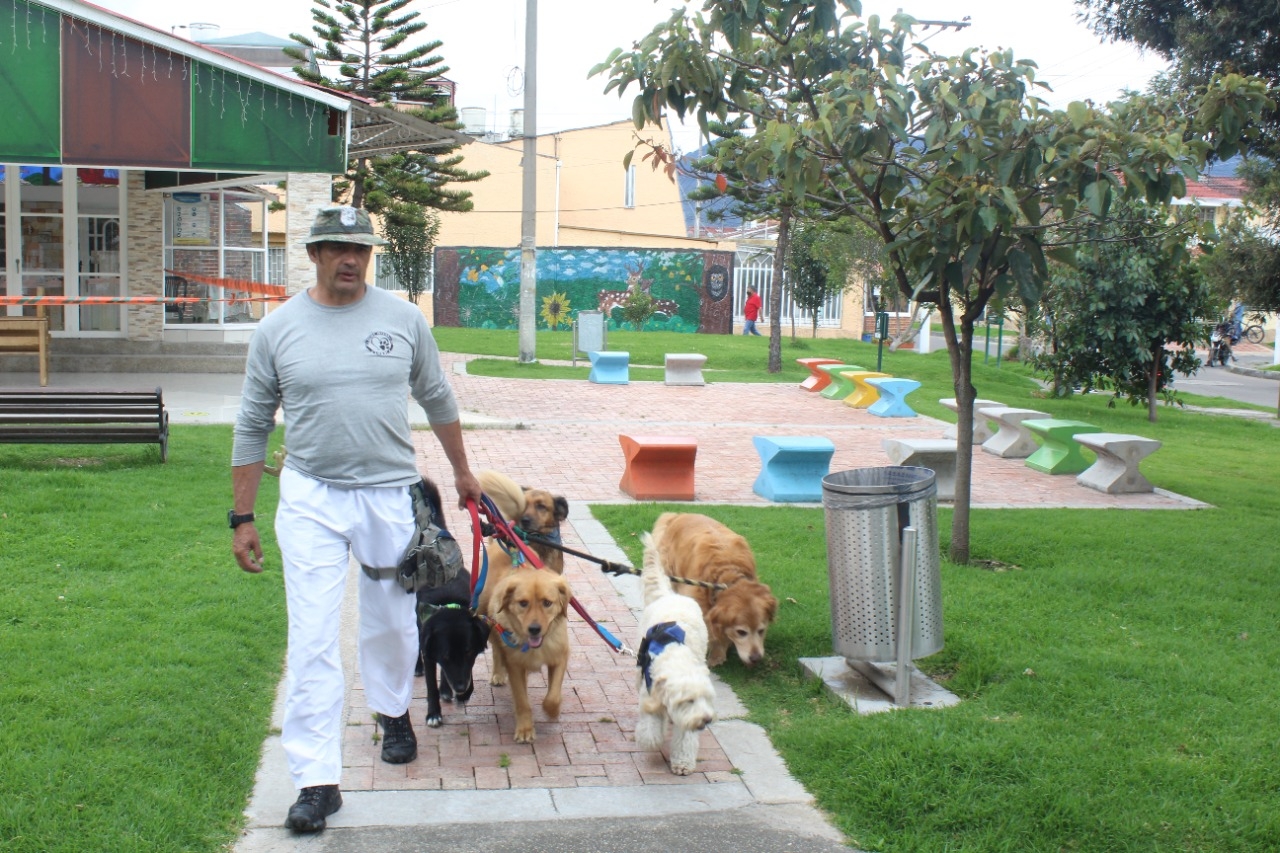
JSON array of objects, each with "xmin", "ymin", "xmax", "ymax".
[{"xmin": 433, "ymin": 247, "xmax": 734, "ymax": 334}]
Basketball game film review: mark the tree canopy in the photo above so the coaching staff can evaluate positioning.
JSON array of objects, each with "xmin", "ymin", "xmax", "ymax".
[{"xmin": 596, "ymin": 0, "xmax": 1271, "ymax": 562}]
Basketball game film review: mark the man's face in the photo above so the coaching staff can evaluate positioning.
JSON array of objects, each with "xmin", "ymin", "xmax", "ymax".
[{"xmin": 307, "ymin": 240, "xmax": 372, "ymax": 304}]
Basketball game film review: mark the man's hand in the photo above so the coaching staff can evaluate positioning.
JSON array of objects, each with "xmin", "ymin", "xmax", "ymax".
[
  {"xmin": 455, "ymin": 470, "xmax": 483, "ymax": 510},
  {"xmin": 233, "ymin": 524, "xmax": 265, "ymax": 573}
]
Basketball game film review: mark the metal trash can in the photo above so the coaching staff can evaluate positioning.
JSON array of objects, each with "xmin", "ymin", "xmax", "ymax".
[{"xmin": 822, "ymin": 466, "xmax": 944, "ymax": 664}]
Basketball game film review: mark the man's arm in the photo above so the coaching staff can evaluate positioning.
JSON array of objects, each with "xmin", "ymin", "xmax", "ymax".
[
  {"xmin": 431, "ymin": 419, "xmax": 482, "ymax": 509},
  {"xmin": 232, "ymin": 461, "xmax": 266, "ymax": 573}
]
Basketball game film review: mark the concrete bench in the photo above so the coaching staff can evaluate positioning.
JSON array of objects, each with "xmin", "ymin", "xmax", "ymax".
[
  {"xmin": 980, "ymin": 406, "xmax": 1050, "ymax": 458},
  {"xmin": 1073, "ymin": 432, "xmax": 1162, "ymax": 494},
  {"xmin": 0, "ymin": 387, "xmax": 170, "ymax": 462},
  {"xmin": 881, "ymin": 438, "xmax": 958, "ymax": 501},
  {"xmin": 618, "ymin": 434, "xmax": 697, "ymax": 500},
  {"xmin": 840, "ymin": 370, "xmax": 889, "ymax": 409},
  {"xmin": 940, "ymin": 397, "xmax": 1001, "ymax": 444},
  {"xmin": 664, "ymin": 353, "xmax": 707, "ymax": 386},
  {"xmin": 797, "ymin": 357, "xmax": 844, "ymax": 392},
  {"xmin": 1022, "ymin": 419, "xmax": 1102, "ymax": 475},
  {"xmin": 818, "ymin": 364, "xmax": 866, "ymax": 400},
  {"xmin": 752, "ymin": 435, "xmax": 835, "ymax": 502},
  {"xmin": 0, "ymin": 315, "xmax": 51, "ymax": 387},
  {"xmin": 866, "ymin": 377, "xmax": 921, "ymax": 418},
  {"xmin": 588, "ymin": 350, "xmax": 630, "ymax": 385}
]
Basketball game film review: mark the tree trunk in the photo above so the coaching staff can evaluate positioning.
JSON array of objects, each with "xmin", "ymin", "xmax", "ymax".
[
  {"xmin": 352, "ymin": 157, "xmax": 369, "ymax": 209},
  {"xmin": 768, "ymin": 207, "xmax": 791, "ymax": 373},
  {"xmin": 938, "ymin": 296, "xmax": 975, "ymax": 565}
]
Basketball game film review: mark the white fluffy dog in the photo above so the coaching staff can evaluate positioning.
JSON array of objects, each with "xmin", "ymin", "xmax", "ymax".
[{"xmin": 635, "ymin": 532, "xmax": 716, "ymax": 775}]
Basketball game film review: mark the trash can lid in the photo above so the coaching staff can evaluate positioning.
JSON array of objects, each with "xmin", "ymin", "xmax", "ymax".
[{"xmin": 822, "ymin": 466, "xmax": 936, "ymax": 498}]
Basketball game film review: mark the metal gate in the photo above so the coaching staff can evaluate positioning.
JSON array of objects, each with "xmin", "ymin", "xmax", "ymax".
[{"xmin": 733, "ymin": 250, "xmax": 843, "ymax": 328}]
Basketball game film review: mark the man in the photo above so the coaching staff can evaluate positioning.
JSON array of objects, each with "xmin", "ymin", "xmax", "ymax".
[
  {"xmin": 230, "ymin": 206, "xmax": 482, "ymax": 833},
  {"xmin": 742, "ymin": 286, "xmax": 763, "ymax": 336}
]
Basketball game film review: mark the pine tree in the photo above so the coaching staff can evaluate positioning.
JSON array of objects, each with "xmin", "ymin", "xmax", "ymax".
[{"xmin": 286, "ymin": 0, "xmax": 487, "ymax": 212}]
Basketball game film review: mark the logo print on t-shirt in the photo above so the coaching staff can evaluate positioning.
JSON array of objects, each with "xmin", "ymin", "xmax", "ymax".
[{"xmin": 365, "ymin": 331, "xmax": 394, "ymax": 356}]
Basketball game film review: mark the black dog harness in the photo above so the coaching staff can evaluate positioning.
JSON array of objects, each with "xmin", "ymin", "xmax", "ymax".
[{"xmin": 637, "ymin": 621, "xmax": 687, "ymax": 690}]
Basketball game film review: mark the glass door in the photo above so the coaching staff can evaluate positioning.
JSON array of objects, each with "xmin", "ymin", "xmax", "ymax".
[{"xmin": 17, "ymin": 166, "xmax": 65, "ymax": 330}]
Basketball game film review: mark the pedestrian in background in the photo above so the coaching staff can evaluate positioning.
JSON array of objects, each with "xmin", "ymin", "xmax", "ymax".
[{"xmin": 742, "ymin": 286, "xmax": 763, "ymax": 336}]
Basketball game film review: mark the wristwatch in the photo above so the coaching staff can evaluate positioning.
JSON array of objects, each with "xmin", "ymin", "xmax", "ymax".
[{"xmin": 228, "ymin": 510, "xmax": 256, "ymax": 529}]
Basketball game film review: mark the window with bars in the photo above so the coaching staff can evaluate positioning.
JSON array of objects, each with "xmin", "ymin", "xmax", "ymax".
[{"xmin": 373, "ymin": 253, "xmax": 434, "ymax": 294}]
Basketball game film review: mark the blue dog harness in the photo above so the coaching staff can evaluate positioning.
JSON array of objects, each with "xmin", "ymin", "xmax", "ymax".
[{"xmin": 637, "ymin": 621, "xmax": 687, "ymax": 690}]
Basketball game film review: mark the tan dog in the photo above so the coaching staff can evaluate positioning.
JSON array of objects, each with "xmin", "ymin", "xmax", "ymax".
[
  {"xmin": 477, "ymin": 470, "xmax": 569, "ymax": 574},
  {"xmin": 481, "ymin": 565, "xmax": 572, "ymax": 743},
  {"xmin": 650, "ymin": 512, "xmax": 779, "ymax": 667}
]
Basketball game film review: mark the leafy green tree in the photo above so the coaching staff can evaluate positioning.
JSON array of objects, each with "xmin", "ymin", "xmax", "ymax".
[
  {"xmin": 287, "ymin": 0, "xmax": 486, "ymax": 212},
  {"xmin": 381, "ymin": 202, "xmax": 440, "ymax": 305},
  {"xmin": 620, "ymin": 288, "xmax": 656, "ymax": 331},
  {"xmin": 1197, "ymin": 217, "xmax": 1280, "ymax": 314},
  {"xmin": 1035, "ymin": 202, "xmax": 1211, "ymax": 422},
  {"xmin": 786, "ymin": 219, "xmax": 881, "ymax": 340},
  {"xmin": 596, "ymin": 0, "xmax": 1271, "ymax": 562}
]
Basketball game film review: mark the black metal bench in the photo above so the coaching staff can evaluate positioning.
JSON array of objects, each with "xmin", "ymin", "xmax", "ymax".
[{"xmin": 0, "ymin": 387, "xmax": 170, "ymax": 462}]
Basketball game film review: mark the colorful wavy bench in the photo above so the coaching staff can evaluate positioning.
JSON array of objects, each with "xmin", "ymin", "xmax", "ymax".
[
  {"xmin": 618, "ymin": 434, "xmax": 697, "ymax": 500},
  {"xmin": 1073, "ymin": 433, "xmax": 1162, "ymax": 494},
  {"xmin": 797, "ymin": 358, "xmax": 845, "ymax": 392},
  {"xmin": 979, "ymin": 406, "xmax": 1049, "ymax": 458},
  {"xmin": 866, "ymin": 377, "xmax": 921, "ymax": 417},
  {"xmin": 881, "ymin": 438, "xmax": 958, "ymax": 500},
  {"xmin": 752, "ymin": 435, "xmax": 836, "ymax": 502},
  {"xmin": 1022, "ymin": 419, "xmax": 1102, "ymax": 475},
  {"xmin": 840, "ymin": 370, "xmax": 889, "ymax": 408},
  {"xmin": 818, "ymin": 364, "xmax": 866, "ymax": 400},
  {"xmin": 664, "ymin": 353, "xmax": 707, "ymax": 386},
  {"xmin": 588, "ymin": 350, "xmax": 630, "ymax": 385}
]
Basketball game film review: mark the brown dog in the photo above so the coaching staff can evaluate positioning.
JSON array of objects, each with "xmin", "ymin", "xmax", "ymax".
[
  {"xmin": 477, "ymin": 470, "xmax": 569, "ymax": 573},
  {"xmin": 481, "ymin": 565, "xmax": 572, "ymax": 743},
  {"xmin": 650, "ymin": 512, "xmax": 778, "ymax": 667}
]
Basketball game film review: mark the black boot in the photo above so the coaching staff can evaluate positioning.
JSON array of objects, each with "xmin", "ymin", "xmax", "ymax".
[
  {"xmin": 284, "ymin": 784, "xmax": 342, "ymax": 833},
  {"xmin": 378, "ymin": 711, "xmax": 418, "ymax": 764}
]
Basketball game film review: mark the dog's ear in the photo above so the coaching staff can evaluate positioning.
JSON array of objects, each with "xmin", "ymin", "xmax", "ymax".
[
  {"xmin": 555, "ymin": 576, "xmax": 571, "ymax": 615},
  {"xmin": 760, "ymin": 585, "xmax": 779, "ymax": 624},
  {"xmin": 552, "ymin": 495, "xmax": 569, "ymax": 523},
  {"xmin": 470, "ymin": 618, "xmax": 491, "ymax": 650}
]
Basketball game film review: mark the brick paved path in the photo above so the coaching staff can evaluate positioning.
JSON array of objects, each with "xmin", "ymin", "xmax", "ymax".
[{"xmin": 338, "ymin": 353, "xmax": 1202, "ymax": 795}]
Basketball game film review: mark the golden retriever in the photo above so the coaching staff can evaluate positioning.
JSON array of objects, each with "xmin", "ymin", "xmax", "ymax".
[
  {"xmin": 477, "ymin": 470, "xmax": 569, "ymax": 574},
  {"xmin": 480, "ymin": 564, "xmax": 572, "ymax": 743},
  {"xmin": 650, "ymin": 512, "xmax": 779, "ymax": 667}
]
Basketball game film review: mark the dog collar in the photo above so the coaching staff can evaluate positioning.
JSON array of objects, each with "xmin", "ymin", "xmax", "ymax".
[{"xmin": 637, "ymin": 621, "xmax": 687, "ymax": 690}]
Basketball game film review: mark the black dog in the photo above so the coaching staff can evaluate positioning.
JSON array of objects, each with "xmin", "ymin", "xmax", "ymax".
[
  {"xmin": 412, "ymin": 479, "xmax": 489, "ymax": 728},
  {"xmin": 415, "ymin": 568, "xmax": 489, "ymax": 727}
]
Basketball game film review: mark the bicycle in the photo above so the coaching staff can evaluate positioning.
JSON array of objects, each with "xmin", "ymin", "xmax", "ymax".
[{"xmin": 1240, "ymin": 322, "xmax": 1265, "ymax": 345}]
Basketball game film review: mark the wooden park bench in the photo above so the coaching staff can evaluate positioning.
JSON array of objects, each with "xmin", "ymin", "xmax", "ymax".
[{"xmin": 0, "ymin": 387, "xmax": 170, "ymax": 462}]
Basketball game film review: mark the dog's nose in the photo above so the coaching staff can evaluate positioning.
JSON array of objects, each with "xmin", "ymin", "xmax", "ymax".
[
  {"xmin": 748, "ymin": 651, "xmax": 763, "ymax": 664},
  {"xmin": 695, "ymin": 714, "xmax": 713, "ymax": 730},
  {"xmin": 528, "ymin": 623, "xmax": 542, "ymax": 636}
]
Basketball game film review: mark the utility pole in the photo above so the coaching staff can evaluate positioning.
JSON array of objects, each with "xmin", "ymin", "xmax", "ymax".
[{"xmin": 517, "ymin": 0, "xmax": 538, "ymax": 363}]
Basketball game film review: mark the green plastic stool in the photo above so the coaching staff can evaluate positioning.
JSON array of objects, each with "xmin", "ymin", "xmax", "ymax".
[
  {"xmin": 818, "ymin": 364, "xmax": 865, "ymax": 400},
  {"xmin": 1022, "ymin": 419, "xmax": 1102, "ymax": 474}
]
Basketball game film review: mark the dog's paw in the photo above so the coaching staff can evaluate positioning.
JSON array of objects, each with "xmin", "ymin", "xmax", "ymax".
[
  {"xmin": 669, "ymin": 760, "xmax": 695, "ymax": 776},
  {"xmin": 425, "ymin": 713, "xmax": 443, "ymax": 728},
  {"xmin": 489, "ymin": 672, "xmax": 507, "ymax": 686},
  {"xmin": 514, "ymin": 724, "xmax": 536, "ymax": 743},
  {"xmin": 439, "ymin": 684, "xmax": 455, "ymax": 702}
]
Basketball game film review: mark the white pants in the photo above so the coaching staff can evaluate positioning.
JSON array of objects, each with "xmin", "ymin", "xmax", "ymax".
[{"xmin": 275, "ymin": 468, "xmax": 418, "ymax": 789}]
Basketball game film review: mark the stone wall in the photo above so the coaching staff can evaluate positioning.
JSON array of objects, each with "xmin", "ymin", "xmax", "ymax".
[
  {"xmin": 124, "ymin": 169, "xmax": 164, "ymax": 342},
  {"xmin": 285, "ymin": 173, "xmax": 333, "ymax": 295}
]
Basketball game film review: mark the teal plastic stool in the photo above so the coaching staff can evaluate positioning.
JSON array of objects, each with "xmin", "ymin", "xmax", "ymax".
[
  {"xmin": 588, "ymin": 350, "xmax": 630, "ymax": 384},
  {"xmin": 752, "ymin": 436, "xmax": 836, "ymax": 502},
  {"xmin": 865, "ymin": 377, "xmax": 921, "ymax": 417},
  {"xmin": 1022, "ymin": 419, "xmax": 1102, "ymax": 474}
]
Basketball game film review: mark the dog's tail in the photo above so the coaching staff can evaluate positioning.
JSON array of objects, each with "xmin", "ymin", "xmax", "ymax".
[{"xmin": 640, "ymin": 532, "xmax": 674, "ymax": 606}]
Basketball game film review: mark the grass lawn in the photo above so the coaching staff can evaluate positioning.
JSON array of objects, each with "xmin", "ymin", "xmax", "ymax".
[{"xmin": 0, "ymin": 327, "xmax": 1275, "ymax": 851}]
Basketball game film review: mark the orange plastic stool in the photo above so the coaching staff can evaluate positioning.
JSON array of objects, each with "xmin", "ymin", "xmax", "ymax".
[{"xmin": 618, "ymin": 434, "xmax": 697, "ymax": 500}]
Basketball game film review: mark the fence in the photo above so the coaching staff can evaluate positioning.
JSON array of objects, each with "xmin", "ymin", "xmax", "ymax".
[{"xmin": 734, "ymin": 250, "xmax": 843, "ymax": 329}]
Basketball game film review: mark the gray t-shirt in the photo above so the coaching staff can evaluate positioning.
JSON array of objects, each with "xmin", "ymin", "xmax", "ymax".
[{"xmin": 231, "ymin": 285, "xmax": 459, "ymax": 488}]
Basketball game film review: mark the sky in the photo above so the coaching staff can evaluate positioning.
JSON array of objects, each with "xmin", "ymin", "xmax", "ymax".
[{"xmin": 98, "ymin": 0, "xmax": 1170, "ymax": 153}]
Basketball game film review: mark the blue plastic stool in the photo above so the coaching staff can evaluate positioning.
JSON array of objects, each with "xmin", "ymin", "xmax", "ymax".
[
  {"xmin": 865, "ymin": 377, "xmax": 921, "ymax": 417},
  {"xmin": 752, "ymin": 436, "xmax": 836, "ymax": 502},
  {"xmin": 588, "ymin": 350, "xmax": 630, "ymax": 384}
]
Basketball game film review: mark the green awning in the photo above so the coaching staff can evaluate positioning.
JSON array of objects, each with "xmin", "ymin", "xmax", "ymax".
[{"xmin": 0, "ymin": 0, "xmax": 347, "ymax": 173}]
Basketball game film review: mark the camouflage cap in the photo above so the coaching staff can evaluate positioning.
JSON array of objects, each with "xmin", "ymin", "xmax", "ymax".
[{"xmin": 304, "ymin": 205, "xmax": 387, "ymax": 246}]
